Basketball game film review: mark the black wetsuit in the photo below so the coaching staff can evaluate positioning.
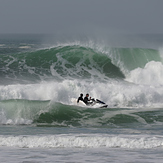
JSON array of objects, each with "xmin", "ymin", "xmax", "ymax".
[
  {"xmin": 83, "ymin": 96, "xmax": 89, "ymax": 105},
  {"xmin": 77, "ymin": 96, "xmax": 83, "ymax": 103}
]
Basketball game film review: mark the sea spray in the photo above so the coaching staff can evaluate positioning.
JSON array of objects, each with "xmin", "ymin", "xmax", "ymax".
[{"xmin": 126, "ymin": 61, "xmax": 163, "ymax": 86}]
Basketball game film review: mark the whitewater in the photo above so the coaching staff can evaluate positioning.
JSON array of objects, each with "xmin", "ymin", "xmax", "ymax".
[{"xmin": 1, "ymin": 34, "xmax": 163, "ymax": 162}]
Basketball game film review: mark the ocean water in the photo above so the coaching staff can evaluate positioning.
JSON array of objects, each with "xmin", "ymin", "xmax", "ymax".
[{"xmin": 1, "ymin": 34, "xmax": 163, "ymax": 162}]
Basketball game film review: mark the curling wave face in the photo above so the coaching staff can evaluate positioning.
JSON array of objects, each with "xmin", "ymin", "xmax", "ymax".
[{"xmin": 0, "ymin": 45, "xmax": 126, "ymax": 84}]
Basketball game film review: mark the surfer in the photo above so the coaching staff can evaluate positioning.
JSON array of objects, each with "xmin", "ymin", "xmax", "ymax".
[
  {"xmin": 83, "ymin": 93, "xmax": 92, "ymax": 105},
  {"xmin": 77, "ymin": 93, "xmax": 84, "ymax": 103}
]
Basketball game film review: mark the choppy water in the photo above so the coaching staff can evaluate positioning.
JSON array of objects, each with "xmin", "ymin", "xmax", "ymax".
[{"xmin": 1, "ymin": 34, "xmax": 163, "ymax": 162}]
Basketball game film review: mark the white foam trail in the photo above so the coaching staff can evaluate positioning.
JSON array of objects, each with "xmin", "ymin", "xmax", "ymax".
[{"xmin": 0, "ymin": 134, "xmax": 162, "ymax": 149}]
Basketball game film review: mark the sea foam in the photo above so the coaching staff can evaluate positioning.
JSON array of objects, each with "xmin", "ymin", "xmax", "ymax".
[{"xmin": 0, "ymin": 134, "xmax": 162, "ymax": 149}]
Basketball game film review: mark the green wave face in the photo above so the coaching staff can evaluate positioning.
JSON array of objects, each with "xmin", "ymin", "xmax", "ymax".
[
  {"xmin": 34, "ymin": 104, "xmax": 163, "ymax": 127},
  {"xmin": 0, "ymin": 45, "xmax": 125, "ymax": 82},
  {"xmin": 1, "ymin": 44, "xmax": 161, "ymax": 83},
  {"xmin": 109, "ymin": 48, "xmax": 161, "ymax": 74},
  {"xmin": 1, "ymin": 99, "xmax": 163, "ymax": 127}
]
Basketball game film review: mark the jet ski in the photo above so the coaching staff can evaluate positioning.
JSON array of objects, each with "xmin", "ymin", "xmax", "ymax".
[
  {"xmin": 87, "ymin": 98, "xmax": 108, "ymax": 108},
  {"xmin": 71, "ymin": 98, "xmax": 108, "ymax": 108}
]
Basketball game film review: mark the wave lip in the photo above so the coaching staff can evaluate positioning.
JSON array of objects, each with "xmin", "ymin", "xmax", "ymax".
[{"xmin": 0, "ymin": 134, "xmax": 162, "ymax": 149}]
